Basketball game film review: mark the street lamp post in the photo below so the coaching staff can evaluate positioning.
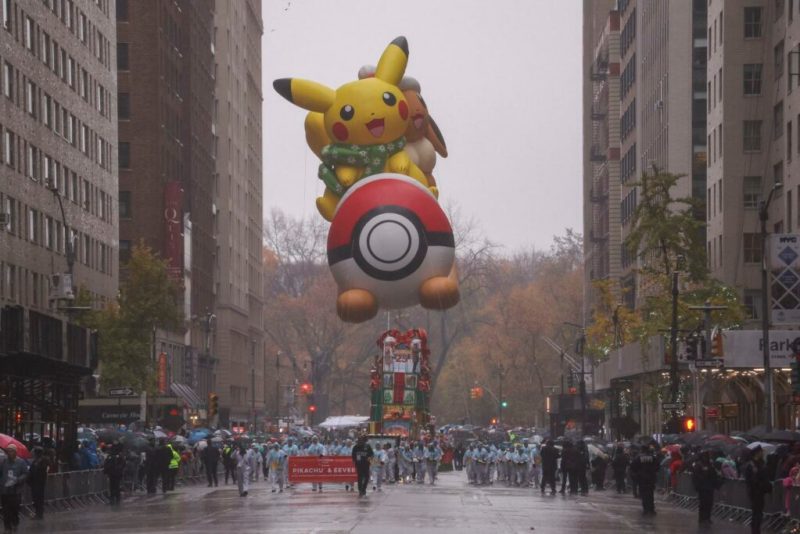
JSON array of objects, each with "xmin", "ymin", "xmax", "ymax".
[
  {"xmin": 275, "ymin": 352, "xmax": 281, "ymax": 424},
  {"xmin": 760, "ymin": 182, "xmax": 782, "ymax": 433},
  {"xmin": 497, "ymin": 364, "xmax": 505, "ymax": 424}
]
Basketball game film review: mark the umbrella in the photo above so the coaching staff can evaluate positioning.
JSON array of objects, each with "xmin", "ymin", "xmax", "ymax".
[
  {"xmin": 210, "ymin": 436, "xmax": 223, "ymax": 444},
  {"xmin": 187, "ymin": 429, "xmax": 212, "ymax": 445},
  {"xmin": 706, "ymin": 434, "xmax": 739, "ymax": 444},
  {"xmin": 96, "ymin": 429, "xmax": 123, "ymax": 443},
  {"xmin": 0, "ymin": 434, "xmax": 31, "ymax": 460},
  {"xmin": 120, "ymin": 434, "xmax": 150, "ymax": 452},
  {"xmin": 747, "ymin": 441, "xmax": 778, "ymax": 454},
  {"xmin": 153, "ymin": 430, "xmax": 167, "ymax": 439},
  {"xmin": 761, "ymin": 430, "xmax": 800, "ymax": 442},
  {"xmin": 77, "ymin": 429, "xmax": 97, "ymax": 442},
  {"xmin": 170, "ymin": 435, "xmax": 187, "ymax": 444}
]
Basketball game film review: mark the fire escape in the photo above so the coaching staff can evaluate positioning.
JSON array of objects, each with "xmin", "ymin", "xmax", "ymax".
[{"xmin": 589, "ymin": 49, "xmax": 610, "ymax": 281}]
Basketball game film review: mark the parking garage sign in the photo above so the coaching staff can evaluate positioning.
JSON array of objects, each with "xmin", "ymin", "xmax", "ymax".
[{"xmin": 770, "ymin": 234, "xmax": 800, "ymax": 324}]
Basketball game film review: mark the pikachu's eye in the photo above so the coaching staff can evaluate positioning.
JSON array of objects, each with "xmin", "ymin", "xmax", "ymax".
[
  {"xmin": 382, "ymin": 92, "xmax": 397, "ymax": 106},
  {"xmin": 340, "ymin": 105, "xmax": 355, "ymax": 120}
]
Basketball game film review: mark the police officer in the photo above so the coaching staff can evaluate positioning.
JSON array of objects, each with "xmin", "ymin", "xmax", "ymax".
[
  {"xmin": 540, "ymin": 439, "xmax": 559, "ymax": 495},
  {"xmin": 630, "ymin": 444, "xmax": 660, "ymax": 515}
]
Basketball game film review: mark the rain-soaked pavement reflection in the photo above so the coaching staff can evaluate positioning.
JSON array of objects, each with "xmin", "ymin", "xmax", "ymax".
[{"xmin": 24, "ymin": 471, "xmax": 750, "ymax": 533}]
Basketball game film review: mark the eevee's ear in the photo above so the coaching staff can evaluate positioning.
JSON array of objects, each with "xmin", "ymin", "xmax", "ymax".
[
  {"xmin": 273, "ymin": 78, "xmax": 335, "ymax": 113},
  {"xmin": 426, "ymin": 116, "xmax": 448, "ymax": 158},
  {"xmin": 375, "ymin": 37, "xmax": 409, "ymax": 86}
]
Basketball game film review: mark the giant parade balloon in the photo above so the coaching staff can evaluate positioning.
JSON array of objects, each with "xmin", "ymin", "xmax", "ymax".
[{"xmin": 273, "ymin": 36, "xmax": 459, "ymax": 323}]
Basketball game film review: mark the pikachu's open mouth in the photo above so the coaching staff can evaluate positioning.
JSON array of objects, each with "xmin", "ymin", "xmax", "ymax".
[{"xmin": 366, "ymin": 118, "xmax": 385, "ymax": 138}]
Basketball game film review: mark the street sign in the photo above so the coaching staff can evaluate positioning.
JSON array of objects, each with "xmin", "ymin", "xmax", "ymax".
[
  {"xmin": 705, "ymin": 407, "xmax": 720, "ymax": 418},
  {"xmin": 108, "ymin": 387, "xmax": 136, "ymax": 397},
  {"xmin": 694, "ymin": 359, "xmax": 723, "ymax": 368},
  {"xmin": 662, "ymin": 402, "xmax": 686, "ymax": 411}
]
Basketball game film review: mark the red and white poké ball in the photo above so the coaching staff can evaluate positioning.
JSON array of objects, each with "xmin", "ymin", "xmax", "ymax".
[{"xmin": 327, "ymin": 173, "xmax": 460, "ymax": 323}]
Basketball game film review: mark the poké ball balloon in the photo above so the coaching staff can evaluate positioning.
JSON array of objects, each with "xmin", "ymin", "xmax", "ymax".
[{"xmin": 327, "ymin": 173, "xmax": 460, "ymax": 323}]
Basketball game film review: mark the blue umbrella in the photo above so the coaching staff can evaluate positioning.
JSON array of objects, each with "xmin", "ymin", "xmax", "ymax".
[{"xmin": 187, "ymin": 428, "xmax": 212, "ymax": 445}]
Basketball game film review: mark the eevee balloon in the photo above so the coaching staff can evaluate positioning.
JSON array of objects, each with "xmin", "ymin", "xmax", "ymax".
[{"xmin": 273, "ymin": 37, "xmax": 436, "ymax": 221}]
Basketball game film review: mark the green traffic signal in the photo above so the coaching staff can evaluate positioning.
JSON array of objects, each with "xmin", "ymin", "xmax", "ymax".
[{"xmin": 501, "ymin": 401, "xmax": 508, "ymax": 408}]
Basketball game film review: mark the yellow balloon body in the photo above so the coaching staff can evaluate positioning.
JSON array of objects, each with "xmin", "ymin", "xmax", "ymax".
[{"xmin": 273, "ymin": 36, "xmax": 435, "ymax": 222}]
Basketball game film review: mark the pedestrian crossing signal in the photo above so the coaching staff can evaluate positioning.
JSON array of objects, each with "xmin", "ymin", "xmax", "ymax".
[
  {"xmin": 308, "ymin": 404, "xmax": 317, "ymax": 413},
  {"xmin": 490, "ymin": 417, "xmax": 498, "ymax": 425},
  {"xmin": 683, "ymin": 416, "xmax": 696, "ymax": 432},
  {"xmin": 300, "ymin": 383, "xmax": 314, "ymax": 395}
]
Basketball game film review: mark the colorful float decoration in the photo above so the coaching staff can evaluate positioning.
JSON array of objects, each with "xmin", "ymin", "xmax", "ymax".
[
  {"xmin": 369, "ymin": 329, "xmax": 431, "ymax": 438},
  {"xmin": 273, "ymin": 37, "xmax": 459, "ymax": 323}
]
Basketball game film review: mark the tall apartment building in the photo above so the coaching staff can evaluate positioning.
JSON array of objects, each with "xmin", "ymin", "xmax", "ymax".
[
  {"xmin": 212, "ymin": 0, "xmax": 265, "ymax": 427},
  {"xmin": 707, "ymin": 0, "xmax": 792, "ymax": 323},
  {"xmin": 583, "ymin": 0, "xmax": 620, "ymax": 314},
  {"xmin": 584, "ymin": 0, "xmax": 707, "ymax": 311},
  {"xmin": 0, "ymin": 0, "xmax": 116, "ymax": 454},
  {"xmin": 116, "ymin": 0, "xmax": 216, "ymax": 401}
]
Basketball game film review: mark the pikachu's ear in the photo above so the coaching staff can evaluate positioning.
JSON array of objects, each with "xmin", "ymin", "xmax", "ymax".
[
  {"xmin": 273, "ymin": 78, "xmax": 335, "ymax": 113},
  {"xmin": 375, "ymin": 37, "xmax": 409, "ymax": 86}
]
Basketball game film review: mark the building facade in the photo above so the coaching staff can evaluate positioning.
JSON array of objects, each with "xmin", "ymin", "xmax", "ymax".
[
  {"xmin": 212, "ymin": 0, "xmax": 265, "ymax": 427},
  {"xmin": 116, "ymin": 0, "xmax": 215, "ymax": 404},
  {"xmin": 0, "ymin": 0, "xmax": 117, "ymax": 458}
]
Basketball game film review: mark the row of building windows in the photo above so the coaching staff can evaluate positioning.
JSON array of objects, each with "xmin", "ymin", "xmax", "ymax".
[
  {"xmin": 707, "ymin": 67, "xmax": 722, "ymax": 112},
  {"xmin": 707, "ymin": 9, "xmax": 723, "ymax": 60},
  {"xmin": 620, "ymin": 8, "xmax": 636, "ymax": 58},
  {"xmin": 0, "ymin": 261, "xmax": 109, "ymax": 312},
  {"xmin": 2, "ymin": 60, "xmax": 113, "ymax": 172},
  {"xmin": 1, "ymin": 193, "xmax": 114, "ymax": 277},
  {"xmin": 621, "ymin": 143, "xmax": 636, "ymax": 184},
  {"xmin": 621, "ymin": 99, "xmax": 635, "ymax": 141},
  {"xmin": 0, "ymin": 121, "xmax": 114, "ymax": 225},
  {"xmin": 621, "ymin": 188, "xmax": 637, "ymax": 225},
  {"xmin": 707, "ymin": 179, "xmax": 723, "ymax": 220},
  {"xmin": 708, "ymin": 123, "xmax": 722, "ymax": 166},
  {"xmin": 37, "ymin": 0, "xmax": 112, "ymax": 69},
  {"xmin": 620, "ymin": 54, "xmax": 635, "ymax": 100},
  {"xmin": 3, "ymin": 10, "xmax": 113, "ymax": 121}
]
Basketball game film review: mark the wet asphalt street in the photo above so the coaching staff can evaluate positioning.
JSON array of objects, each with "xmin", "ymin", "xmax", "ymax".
[{"xmin": 23, "ymin": 471, "xmax": 750, "ymax": 534}]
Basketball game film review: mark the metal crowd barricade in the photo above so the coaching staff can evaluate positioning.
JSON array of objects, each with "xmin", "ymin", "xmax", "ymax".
[
  {"xmin": 17, "ymin": 469, "xmax": 108, "ymax": 511},
  {"xmin": 669, "ymin": 473, "xmax": 798, "ymax": 529}
]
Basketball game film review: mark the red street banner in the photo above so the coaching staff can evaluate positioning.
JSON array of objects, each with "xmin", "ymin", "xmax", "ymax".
[{"xmin": 288, "ymin": 456, "xmax": 357, "ymax": 484}]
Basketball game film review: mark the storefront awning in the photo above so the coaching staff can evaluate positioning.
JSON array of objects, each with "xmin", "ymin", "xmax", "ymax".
[{"xmin": 170, "ymin": 382, "xmax": 203, "ymax": 409}]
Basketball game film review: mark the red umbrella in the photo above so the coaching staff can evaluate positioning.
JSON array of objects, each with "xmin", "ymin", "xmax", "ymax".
[{"xmin": 0, "ymin": 434, "xmax": 31, "ymax": 459}]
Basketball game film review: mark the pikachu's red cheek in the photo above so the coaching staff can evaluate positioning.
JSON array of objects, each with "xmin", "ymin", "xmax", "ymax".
[
  {"xmin": 333, "ymin": 122, "xmax": 349, "ymax": 141},
  {"xmin": 399, "ymin": 101, "xmax": 408, "ymax": 120}
]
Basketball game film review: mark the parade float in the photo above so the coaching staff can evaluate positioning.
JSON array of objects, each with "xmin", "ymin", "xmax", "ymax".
[
  {"xmin": 368, "ymin": 329, "xmax": 432, "ymax": 438},
  {"xmin": 272, "ymin": 36, "xmax": 459, "ymax": 324}
]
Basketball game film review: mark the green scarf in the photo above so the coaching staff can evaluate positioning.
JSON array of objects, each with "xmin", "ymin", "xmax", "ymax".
[{"xmin": 318, "ymin": 137, "xmax": 406, "ymax": 196}]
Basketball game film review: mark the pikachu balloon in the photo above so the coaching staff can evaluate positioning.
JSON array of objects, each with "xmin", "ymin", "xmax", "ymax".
[{"xmin": 273, "ymin": 37, "xmax": 459, "ymax": 323}]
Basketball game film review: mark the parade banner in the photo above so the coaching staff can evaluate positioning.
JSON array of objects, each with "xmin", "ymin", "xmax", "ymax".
[{"xmin": 287, "ymin": 456, "xmax": 357, "ymax": 484}]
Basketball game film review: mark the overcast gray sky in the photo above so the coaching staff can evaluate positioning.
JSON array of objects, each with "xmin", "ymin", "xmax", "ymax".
[{"xmin": 261, "ymin": 0, "xmax": 583, "ymax": 253}]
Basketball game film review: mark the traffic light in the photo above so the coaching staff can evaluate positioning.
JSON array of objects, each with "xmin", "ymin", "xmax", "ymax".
[
  {"xmin": 682, "ymin": 416, "xmax": 696, "ymax": 432},
  {"xmin": 490, "ymin": 417, "xmax": 498, "ymax": 425},
  {"xmin": 710, "ymin": 329, "xmax": 724, "ymax": 358},
  {"xmin": 567, "ymin": 372, "xmax": 577, "ymax": 394},
  {"xmin": 500, "ymin": 400, "xmax": 508, "ymax": 408},
  {"xmin": 300, "ymin": 383, "xmax": 314, "ymax": 395},
  {"xmin": 14, "ymin": 411, "xmax": 22, "ymax": 424},
  {"xmin": 683, "ymin": 336, "xmax": 698, "ymax": 360},
  {"xmin": 308, "ymin": 404, "xmax": 317, "ymax": 413},
  {"xmin": 469, "ymin": 387, "xmax": 484, "ymax": 399},
  {"xmin": 208, "ymin": 393, "xmax": 219, "ymax": 418}
]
